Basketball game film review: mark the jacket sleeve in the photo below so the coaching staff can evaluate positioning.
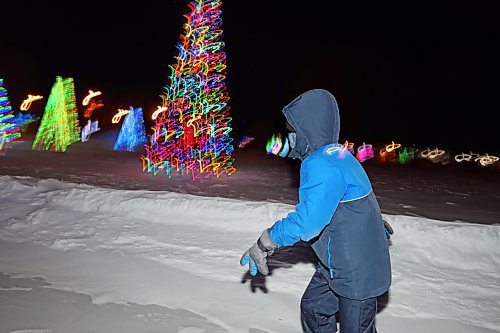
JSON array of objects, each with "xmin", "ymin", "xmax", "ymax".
[{"xmin": 268, "ymin": 156, "xmax": 346, "ymax": 247}]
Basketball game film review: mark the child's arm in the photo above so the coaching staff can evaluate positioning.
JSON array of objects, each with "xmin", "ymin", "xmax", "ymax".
[{"xmin": 269, "ymin": 156, "xmax": 346, "ymax": 247}]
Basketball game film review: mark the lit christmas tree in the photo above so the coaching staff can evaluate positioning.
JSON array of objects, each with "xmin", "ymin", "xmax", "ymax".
[
  {"xmin": 0, "ymin": 78, "xmax": 21, "ymax": 152},
  {"xmin": 142, "ymin": 0, "xmax": 235, "ymax": 179},
  {"xmin": 114, "ymin": 106, "xmax": 147, "ymax": 152},
  {"xmin": 32, "ymin": 76, "xmax": 81, "ymax": 152},
  {"xmin": 62, "ymin": 77, "xmax": 82, "ymax": 144}
]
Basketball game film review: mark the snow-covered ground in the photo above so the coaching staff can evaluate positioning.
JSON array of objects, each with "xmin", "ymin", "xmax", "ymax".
[
  {"xmin": 0, "ymin": 131, "xmax": 499, "ymax": 332},
  {"xmin": 1, "ymin": 130, "xmax": 499, "ymax": 225}
]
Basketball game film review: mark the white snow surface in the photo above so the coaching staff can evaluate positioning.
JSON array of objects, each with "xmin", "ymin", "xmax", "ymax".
[{"xmin": 0, "ymin": 175, "xmax": 499, "ymax": 333}]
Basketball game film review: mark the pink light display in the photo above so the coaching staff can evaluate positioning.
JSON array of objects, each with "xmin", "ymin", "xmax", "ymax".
[{"xmin": 356, "ymin": 143, "xmax": 374, "ymax": 162}]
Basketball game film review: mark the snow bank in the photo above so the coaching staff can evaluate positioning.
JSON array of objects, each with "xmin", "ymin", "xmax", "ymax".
[{"xmin": 0, "ymin": 175, "xmax": 499, "ymax": 332}]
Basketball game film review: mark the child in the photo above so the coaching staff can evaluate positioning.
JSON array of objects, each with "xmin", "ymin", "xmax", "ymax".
[{"xmin": 241, "ymin": 89, "xmax": 391, "ymax": 333}]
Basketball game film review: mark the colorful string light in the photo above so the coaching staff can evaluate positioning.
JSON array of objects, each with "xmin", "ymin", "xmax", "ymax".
[
  {"xmin": 82, "ymin": 90, "xmax": 102, "ymax": 106},
  {"xmin": 0, "ymin": 78, "xmax": 21, "ymax": 152},
  {"xmin": 356, "ymin": 143, "xmax": 374, "ymax": 162},
  {"xmin": 263, "ymin": 132, "xmax": 497, "ymax": 170},
  {"xmin": 142, "ymin": 0, "xmax": 235, "ymax": 180},
  {"xmin": 20, "ymin": 94, "xmax": 43, "ymax": 111},
  {"xmin": 12, "ymin": 112, "xmax": 38, "ymax": 131},
  {"xmin": 266, "ymin": 133, "xmax": 283, "ymax": 155},
  {"xmin": 114, "ymin": 106, "xmax": 148, "ymax": 151},
  {"xmin": 32, "ymin": 76, "xmax": 81, "ymax": 152}
]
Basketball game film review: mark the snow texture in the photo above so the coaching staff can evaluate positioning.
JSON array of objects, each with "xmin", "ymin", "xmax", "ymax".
[
  {"xmin": 0, "ymin": 174, "xmax": 499, "ymax": 332},
  {"xmin": 0, "ymin": 131, "xmax": 499, "ymax": 332}
]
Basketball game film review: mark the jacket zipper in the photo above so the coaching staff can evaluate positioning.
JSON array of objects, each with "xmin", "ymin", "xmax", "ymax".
[{"xmin": 327, "ymin": 237, "xmax": 334, "ymax": 279}]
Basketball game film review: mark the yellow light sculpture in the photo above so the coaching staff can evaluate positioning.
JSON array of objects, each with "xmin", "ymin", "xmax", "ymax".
[
  {"xmin": 385, "ymin": 141, "xmax": 401, "ymax": 152},
  {"xmin": 20, "ymin": 94, "xmax": 43, "ymax": 111},
  {"xmin": 475, "ymin": 154, "xmax": 499, "ymax": 167},
  {"xmin": 82, "ymin": 90, "xmax": 102, "ymax": 106},
  {"xmin": 454, "ymin": 151, "xmax": 480, "ymax": 162},
  {"xmin": 420, "ymin": 148, "xmax": 445, "ymax": 160},
  {"xmin": 324, "ymin": 140, "xmax": 352, "ymax": 157},
  {"xmin": 112, "ymin": 109, "xmax": 131, "ymax": 123},
  {"xmin": 152, "ymin": 106, "xmax": 168, "ymax": 120}
]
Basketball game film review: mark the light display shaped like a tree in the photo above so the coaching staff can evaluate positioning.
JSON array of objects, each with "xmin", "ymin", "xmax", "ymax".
[
  {"xmin": 0, "ymin": 78, "xmax": 21, "ymax": 152},
  {"xmin": 32, "ymin": 76, "xmax": 81, "ymax": 152},
  {"xmin": 142, "ymin": 0, "xmax": 235, "ymax": 180},
  {"xmin": 114, "ymin": 106, "xmax": 148, "ymax": 152},
  {"xmin": 62, "ymin": 77, "xmax": 82, "ymax": 145}
]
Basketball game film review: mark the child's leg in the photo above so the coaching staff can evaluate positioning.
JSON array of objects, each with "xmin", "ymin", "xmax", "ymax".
[
  {"xmin": 338, "ymin": 296, "xmax": 377, "ymax": 333},
  {"xmin": 300, "ymin": 265, "xmax": 339, "ymax": 333}
]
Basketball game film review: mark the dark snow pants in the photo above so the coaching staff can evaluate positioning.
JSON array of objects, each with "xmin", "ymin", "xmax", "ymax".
[{"xmin": 301, "ymin": 265, "xmax": 377, "ymax": 333}]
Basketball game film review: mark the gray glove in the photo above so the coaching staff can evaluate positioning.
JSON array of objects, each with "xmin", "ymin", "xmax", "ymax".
[{"xmin": 240, "ymin": 229, "xmax": 277, "ymax": 276}]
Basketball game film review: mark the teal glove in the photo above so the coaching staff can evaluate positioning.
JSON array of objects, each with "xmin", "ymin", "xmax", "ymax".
[{"xmin": 240, "ymin": 229, "xmax": 277, "ymax": 276}]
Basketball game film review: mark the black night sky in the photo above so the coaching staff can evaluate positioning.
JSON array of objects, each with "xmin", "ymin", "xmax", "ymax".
[{"xmin": 1, "ymin": 1, "xmax": 498, "ymax": 152}]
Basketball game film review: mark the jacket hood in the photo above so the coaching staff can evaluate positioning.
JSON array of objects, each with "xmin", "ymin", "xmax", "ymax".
[{"xmin": 283, "ymin": 89, "xmax": 340, "ymax": 159}]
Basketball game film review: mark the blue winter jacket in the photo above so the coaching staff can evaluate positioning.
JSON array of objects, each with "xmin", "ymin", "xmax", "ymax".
[{"xmin": 268, "ymin": 89, "xmax": 391, "ymax": 300}]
